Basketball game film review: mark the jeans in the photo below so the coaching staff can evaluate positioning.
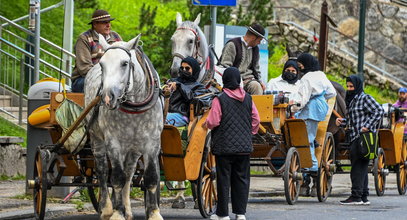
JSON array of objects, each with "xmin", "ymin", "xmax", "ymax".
[
  {"xmin": 350, "ymin": 138, "xmax": 369, "ymax": 199},
  {"xmin": 216, "ymin": 155, "xmax": 250, "ymax": 217},
  {"xmin": 166, "ymin": 112, "xmax": 188, "ymax": 127},
  {"xmin": 71, "ymin": 76, "xmax": 85, "ymax": 93},
  {"xmin": 305, "ymin": 119, "xmax": 319, "ymax": 171}
]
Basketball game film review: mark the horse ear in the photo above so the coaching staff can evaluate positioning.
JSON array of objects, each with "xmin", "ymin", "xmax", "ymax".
[
  {"xmin": 286, "ymin": 44, "xmax": 294, "ymax": 57},
  {"xmin": 99, "ymin": 34, "xmax": 110, "ymax": 50},
  {"xmin": 176, "ymin": 12, "xmax": 183, "ymax": 27},
  {"xmin": 194, "ymin": 13, "xmax": 201, "ymax": 26},
  {"xmin": 126, "ymin": 34, "xmax": 141, "ymax": 50}
]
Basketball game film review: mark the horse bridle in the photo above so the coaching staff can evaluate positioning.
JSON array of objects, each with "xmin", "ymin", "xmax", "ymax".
[
  {"xmin": 101, "ymin": 46, "xmax": 160, "ymax": 114},
  {"xmin": 172, "ymin": 27, "xmax": 202, "ymax": 61}
]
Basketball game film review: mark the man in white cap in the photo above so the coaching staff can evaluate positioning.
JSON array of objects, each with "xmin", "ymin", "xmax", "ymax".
[
  {"xmin": 71, "ymin": 9, "xmax": 122, "ymax": 92},
  {"xmin": 218, "ymin": 23, "xmax": 267, "ymax": 95}
]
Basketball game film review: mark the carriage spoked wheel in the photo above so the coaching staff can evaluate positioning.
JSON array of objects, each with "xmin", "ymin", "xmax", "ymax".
[
  {"xmin": 373, "ymin": 148, "xmax": 386, "ymax": 196},
  {"xmin": 196, "ymin": 133, "xmax": 217, "ymax": 218},
  {"xmin": 33, "ymin": 148, "xmax": 48, "ymax": 220},
  {"xmin": 284, "ymin": 147, "xmax": 301, "ymax": 205},
  {"xmin": 317, "ymin": 132, "xmax": 335, "ymax": 202},
  {"xmin": 396, "ymin": 141, "xmax": 407, "ymax": 195}
]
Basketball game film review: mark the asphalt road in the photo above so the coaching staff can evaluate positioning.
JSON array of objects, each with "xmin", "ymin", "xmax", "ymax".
[{"xmin": 38, "ymin": 174, "xmax": 407, "ymax": 220}]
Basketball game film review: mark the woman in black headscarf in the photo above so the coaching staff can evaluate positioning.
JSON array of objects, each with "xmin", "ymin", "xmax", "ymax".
[
  {"xmin": 267, "ymin": 59, "xmax": 300, "ymax": 94},
  {"xmin": 336, "ymin": 74, "xmax": 383, "ymax": 205},
  {"xmin": 165, "ymin": 57, "xmax": 209, "ymax": 127},
  {"xmin": 204, "ymin": 67, "xmax": 260, "ymax": 220},
  {"xmin": 296, "ymin": 53, "xmax": 321, "ymax": 77}
]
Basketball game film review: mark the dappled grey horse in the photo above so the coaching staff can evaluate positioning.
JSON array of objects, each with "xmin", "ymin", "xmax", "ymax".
[
  {"xmin": 170, "ymin": 12, "xmax": 217, "ymax": 86},
  {"xmin": 84, "ymin": 34, "xmax": 163, "ymax": 220}
]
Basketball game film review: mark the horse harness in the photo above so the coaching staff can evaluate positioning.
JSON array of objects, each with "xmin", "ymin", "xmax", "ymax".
[
  {"xmin": 101, "ymin": 46, "xmax": 161, "ymax": 114},
  {"xmin": 172, "ymin": 27, "xmax": 202, "ymax": 61}
]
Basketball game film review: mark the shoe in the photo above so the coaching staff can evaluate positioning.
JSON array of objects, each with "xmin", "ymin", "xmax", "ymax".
[
  {"xmin": 194, "ymin": 199, "xmax": 199, "ymax": 209},
  {"xmin": 171, "ymin": 198, "xmax": 185, "ymax": 209},
  {"xmin": 209, "ymin": 214, "xmax": 230, "ymax": 220},
  {"xmin": 236, "ymin": 214, "xmax": 246, "ymax": 220},
  {"xmin": 361, "ymin": 197, "xmax": 370, "ymax": 205},
  {"xmin": 339, "ymin": 196, "xmax": 363, "ymax": 205},
  {"xmin": 310, "ymin": 185, "xmax": 317, "ymax": 197},
  {"xmin": 300, "ymin": 185, "xmax": 310, "ymax": 196}
]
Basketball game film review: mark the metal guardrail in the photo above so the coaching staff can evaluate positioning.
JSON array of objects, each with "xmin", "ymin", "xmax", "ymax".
[
  {"xmin": 273, "ymin": 6, "xmax": 407, "ymax": 88},
  {"xmin": 0, "ymin": 13, "xmax": 74, "ymax": 126}
]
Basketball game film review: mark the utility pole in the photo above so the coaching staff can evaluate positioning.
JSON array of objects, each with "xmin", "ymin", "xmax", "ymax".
[
  {"xmin": 29, "ymin": 0, "xmax": 40, "ymax": 85},
  {"xmin": 318, "ymin": 1, "xmax": 328, "ymax": 71},
  {"xmin": 63, "ymin": 0, "xmax": 74, "ymax": 80},
  {"xmin": 357, "ymin": 0, "xmax": 367, "ymax": 83},
  {"xmin": 210, "ymin": 6, "xmax": 217, "ymax": 45}
]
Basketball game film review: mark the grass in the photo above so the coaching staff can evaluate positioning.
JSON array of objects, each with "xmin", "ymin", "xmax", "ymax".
[
  {"xmin": 0, "ymin": 174, "xmax": 26, "ymax": 181},
  {"xmin": 0, "ymin": 116, "xmax": 26, "ymax": 147}
]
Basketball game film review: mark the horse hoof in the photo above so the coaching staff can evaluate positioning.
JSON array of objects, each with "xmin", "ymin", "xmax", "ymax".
[
  {"xmin": 148, "ymin": 209, "xmax": 163, "ymax": 220},
  {"xmin": 110, "ymin": 211, "xmax": 125, "ymax": 220}
]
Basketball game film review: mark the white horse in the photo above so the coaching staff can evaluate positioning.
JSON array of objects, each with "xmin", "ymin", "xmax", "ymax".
[
  {"xmin": 170, "ymin": 12, "xmax": 224, "ymax": 87},
  {"xmin": 84, "ymin": 34, "xmax": 163, "ymax": 220}
]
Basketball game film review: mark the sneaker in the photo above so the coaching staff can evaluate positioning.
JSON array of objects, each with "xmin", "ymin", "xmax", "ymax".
[
  {"xmin": 171, "ymin": 198, "xmax": 185, "ymax": 209},
  {"xmin": 361, "ymin": 197, "xmax": 370, "ymax": 205},
  {"xmin": 236, "ymin": 214, "xmax": 246, "ymax": 220},
  {"xmin": 339, "ymin": 196, "xmax": 363, "ymax": 205},
  {"xmin": 210, "ymin": 214, "xmax": 230, "ymax": 220},
  {"xmin": 300, "ymin": 186, "xmax": 310, "ymax": 196},
  {"xmin": 193, "ymin": 199, "xmax": 199, "ymax": 209}
]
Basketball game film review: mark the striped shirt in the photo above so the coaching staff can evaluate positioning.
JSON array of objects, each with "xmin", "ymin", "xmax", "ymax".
[{"xmin": 347, "ymin": 92, "xmax": 384, "ymax": 142}]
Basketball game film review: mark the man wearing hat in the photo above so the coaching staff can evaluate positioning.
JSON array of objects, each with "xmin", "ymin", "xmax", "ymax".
[
  {"xmin": 393, "ymin": 87, "xmax": 407, "ymax": 140},
  {"xmin": 218, "ymin": 23, "xmax": 267, "ymax": 95},
  {"xmin": 71, "ymin": 9, "xmax": 122, "ymax": 92}
]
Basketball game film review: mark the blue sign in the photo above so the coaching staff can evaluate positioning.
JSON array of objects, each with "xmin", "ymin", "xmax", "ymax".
[{"xmin": 192, "ymin": 0, "xmax": 237, "ymax": 6}]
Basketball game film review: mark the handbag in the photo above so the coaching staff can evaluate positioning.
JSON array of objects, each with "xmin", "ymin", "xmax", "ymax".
[{"xmin": 359, "ymin": 131, "xmax": 379, "ymax": 160}]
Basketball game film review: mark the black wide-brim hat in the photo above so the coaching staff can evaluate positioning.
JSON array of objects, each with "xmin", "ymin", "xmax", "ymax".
[
  {"xmin": 88, "ymin": 9, "xmax": 115, "ymax": 24},
  {"xmin": 247, "ymin": 23, "xmax": 267, "ymax": 41}
]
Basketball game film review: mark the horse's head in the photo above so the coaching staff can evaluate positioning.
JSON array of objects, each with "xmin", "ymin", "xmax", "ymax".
[
  {"xmin": 170, "ymin": 12, "xmax": 204, "ymax": 78},
  {"xmin": 98, "ymin": 34, "xmax": 144, "ymax": 110}
]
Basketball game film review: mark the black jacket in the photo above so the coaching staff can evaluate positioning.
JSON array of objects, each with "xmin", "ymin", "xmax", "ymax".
[{"xmin": 168, "ymin": 78, "xmax": 211, "ymax": 117}]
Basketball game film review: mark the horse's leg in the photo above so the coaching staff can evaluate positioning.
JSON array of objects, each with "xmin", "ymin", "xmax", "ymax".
[
  {"xmin": 143, "ymin": 149, "xmax": 163, "ymax": 220},
  {"xmin": 109, "ymin": 155, "xmax": 126, "ymax": 220},
  {"xmin": 122, "ymin": 153, "xmax": 140, "ymax": 220},
  {"xmin": 92, "ymin": 140, "xmax": 113, "ymax": 220}
]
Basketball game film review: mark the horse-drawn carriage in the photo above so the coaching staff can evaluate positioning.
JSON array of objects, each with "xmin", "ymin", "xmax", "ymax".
[
  {"xmin": 335, "ymin": 104, "xmax": 407, "ymax": 196},
  {"xmin": 248, "ymin": 94, "xmax": 336, "ymax": 204}
]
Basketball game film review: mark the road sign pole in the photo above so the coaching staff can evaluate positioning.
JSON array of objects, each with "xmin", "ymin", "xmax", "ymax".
[
  {"xmin": 357, "ymin": 0, "xmax": 367, "ymax": 83},
  {"xmin": 210, "ymin": 6, "xmax": 217, "ymax": 45}
]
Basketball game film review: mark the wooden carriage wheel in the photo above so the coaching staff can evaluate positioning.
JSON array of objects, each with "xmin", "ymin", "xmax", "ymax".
[
  {"xmin": 317, "ymin": 132, "xmax": 335, "ymax": 202},
  {"xmin": 33, "ymin": 148, "xmax": 48, "ymax": 220},
  {"xmin": 284, "ymin": 147, "xmax": 301, "ymax": 205},
  {"xmin": 396, "ymin": 141, "xmax": 407, "ymax": 195},
  {"xmin": 373, "ymin": 148, "xmax": 386, "ymax": 196},
  {"xmin": 196, "ymin": 133, "xmax": 217, "ymax": 218}
]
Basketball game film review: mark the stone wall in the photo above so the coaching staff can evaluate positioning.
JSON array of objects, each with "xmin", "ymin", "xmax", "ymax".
[
  {"xmin": 0, "ymin": 137, "xmax": 26, "ymax": 177},
  {"xmin": 269, "ymin": 0, "xmax": 407, "ymax": 84},
  {"xmin": 268, "ymin": 21, "xmax": 401, "ymax": 89}
]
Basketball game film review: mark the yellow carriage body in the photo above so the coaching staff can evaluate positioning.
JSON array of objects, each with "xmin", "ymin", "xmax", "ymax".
[
  {"xmin": 160, "ymin": 112, "xmax": 209, "ymax": 181},
  {"xmin": 380, "ymin": 122, "xmax": 406, "ymax": 166}
]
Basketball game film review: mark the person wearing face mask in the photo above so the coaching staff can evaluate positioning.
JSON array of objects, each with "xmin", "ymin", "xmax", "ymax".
[
  {"xmin": 336, "ymin": 75, "xmax": 384, "ymax": 205},
  {"xmin": 165, "ymin": 56, "xmax": 211, "ymax": 209},
  {"xmin": 71, "ymin": 9, "xmax": 122, "ymax": 93},
  {"xmin": 218, "ymin": 23, "xmax": 267, "ymax": 95},
  {"xmin": 204, "ymin": 67, "xmax": 260, "ymax": 220},
  {"xmin": 266, "ymin": 59, "xmax": 301, "ymax": 98},
  {"xmin": 165, "ymin": 56, "xmax": 210, "ymax": 127},
  {"xmin": 289, "ymin": 53, "xmax": 336, "ymax": 195}
]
